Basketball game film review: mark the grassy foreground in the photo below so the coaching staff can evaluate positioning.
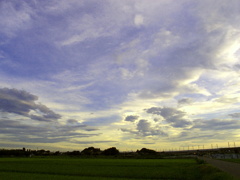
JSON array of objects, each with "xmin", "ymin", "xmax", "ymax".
[{"xmin": 0, "ymin": 157, "xmax": 236, "ymax": 180}]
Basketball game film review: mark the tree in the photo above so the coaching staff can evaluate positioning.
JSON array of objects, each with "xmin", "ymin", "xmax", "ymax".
[
  {"xmin": 68, "ymin": 151, "xmax": 81, "ymax": 156},
  {"xmin": 102, "ymin": 147, "xmax": 119, "ymax": 156},
  {"xmin": 81, "ymin": 147, "xmax": 101, "ymax": 155},
  {"xmin": 137, "ymin": 148, "xmax": 157, "ymax": 155}
]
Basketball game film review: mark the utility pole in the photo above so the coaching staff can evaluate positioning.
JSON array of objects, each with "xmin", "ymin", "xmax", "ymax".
[{"xmin": 228, "ymin": 142, "xmax": 230, "ymax": 148}]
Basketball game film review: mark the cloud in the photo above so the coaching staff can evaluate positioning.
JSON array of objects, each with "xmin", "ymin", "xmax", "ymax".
[
  {"xmin": 137, "ymin": 120, "xmax": 151, "ymax": 133},
  {"xmin": 0, "ymin": 117, "xmax": 99, "ymax": 144},
  {"xmin": 228, "ymin": 113, "xmax": 240, "ymax": 118},
  {"xmin": 124, "ymin": 115, "xmax": 139, "ymax": 122},
  {"xmin": 0, "ymin": 1, "xmax": 34, "ymax": 37},
  {"xmin": 121, "ymin": 128, "xmax": 138, "ymax": 135},
  {"xmin": 146, "ymin": 107, "xmax": 192, "ymax": 127},
  {"xmin": 178, "ymin": 98, "xmax": 193, "ymax": 105},
  {"xmin": 215, "ymin": 96, "xmax": 239, "ymax": 104},
  {"xmin": 36, "ymin": 104, "xmax": 62, "ymax": 120},
  {"xmin": 134, "ymin": 14, "xmax": 144, "ymax": 26},
  {"xmin": 85, "ymin": 115, "xmax": 122, "ymax": 126},
  {"xmin": 192, "ymin": 119, "xmax": 240, "ymax": 131},
  {"xmin": 42, "ymin": 0, "xmax": 84, "ymax": 15},
  {"xmin": 0, "ymin": 88, "xmax": 61, "ymax": 122},
  {"xmin": 0, "ymin": 87, "xmax": 38, "ymax": 116},
  {"xmin": 66, "ymin": 119, "xmax": 86, "ymax": 127},
  {"xmin": 137, "ymin": 119, "xmax": 167, "ymax": 137},
  {"xmin": 121, "ymin": 119, "xmax": 167, "ymax": 138},
  {"xmin": 72, "ymin": 140, "xmax": 117, "ymax": 145}
]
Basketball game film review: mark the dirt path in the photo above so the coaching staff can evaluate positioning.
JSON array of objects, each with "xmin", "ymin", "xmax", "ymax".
[{"xmin": 200, "ymin": 157, "xmax": 240, "ymax": 179}]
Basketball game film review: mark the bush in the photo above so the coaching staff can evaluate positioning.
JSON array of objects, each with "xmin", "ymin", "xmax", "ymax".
[{"xmin": 195, "ymin": 157, "xmax": 205, "ymax": 164}]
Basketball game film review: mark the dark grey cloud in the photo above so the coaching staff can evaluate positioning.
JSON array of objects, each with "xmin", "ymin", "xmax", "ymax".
[
  {"xmin": 146, "ymin": 107, "xmax": 191, "ymax": 128},
  {"xmin": 137, "ymin": 120, "xmax": 151, "ymax": 134},
  {"xmin": 36, "ymin": 103, "xmax": 62, "ymax": 120},
  {"xmin": 142, "ymin": 142, "xmax": 155, "ymax": 145},
  {"xmin": 153, "ymin": 118, "xmax": 161, "ymax": 122},
  {"xmin": 29, "ymin": 115, "xmax": 48, "ymax": 122},
  {"xmin": 124, "ymin": 115, "xmax": 139, "ymax": 122},
  {"xmin": 137, "ymin": 119, "xmax": 167, "ymax": 137},
  {"xmin": 56, "ymin": 119, "xmax": 99, "ymax": 136},
  {"xmin": 0, "ymin": 87, "xmax": 61, "ymax": 122},
  {"xmin": 228, "ymin": 113, "xmax": 240, "ymax": 118},
  {"xmin": 0, "ymin": 87, "xmax": 100, "ymax": 144},
  {"xmin": 9, "ymin": 137, "xmax": 70, "ymax": 144},
  {"xmin": 178, "ymin": 98, "xmax": 193, "ymax": 105},
  {"xmin": 174, "ymin": 131, "xmax": 220, "ymax": 142},
  {"xmin": 0, "ymin": 119, "xmax": 45, "ymax": 134},
  {"xmin": 0, "ymin": 88, "xmax": 37, "ymax": 116},
  {"xmin": 121, "ymin": 128, "xmax": 138, "ymax": 135},
  {"xmin": 0, "ymin": 87, "xmax": 38, "ymax": 101},
  {"xmin": 121, "ymin": 119, "xmax": 167, "ymax": 137},
  {"xmin": 85, "ymin": 128, "xmax": 99, "ymax": 131},
  {"xmin": 72, "ymin": 140, "xmax": 117, "ymax": 145},
  {"xmin": 192, "ymin": 119, "xmax": 240, "ymax": 131},
  {"xmin": 66, "ymin": 119, "xmax": 86, "ymax": 128},
  {"xmin": 0, "ymin": 118, "xmax": 99, "ymax": 143}
]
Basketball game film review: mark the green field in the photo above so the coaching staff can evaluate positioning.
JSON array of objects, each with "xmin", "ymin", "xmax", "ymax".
[{"xmin": 0, "ymin": 157, "xmax": 236, "ymax": 180}]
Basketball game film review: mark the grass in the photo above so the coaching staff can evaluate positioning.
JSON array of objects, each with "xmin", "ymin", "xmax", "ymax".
[{"xmin": 0, "ymin": 157, "xmax": 237, "ymax": 180}]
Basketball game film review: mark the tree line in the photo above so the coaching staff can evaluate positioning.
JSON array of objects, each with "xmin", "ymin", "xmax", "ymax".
[
  {"xmin": 0, "ymin": 147, "xmax": 160, "ymax": 157},
  {"xmin": 3, "ymin": 146, "xmax": 237, "ymax": 158}
]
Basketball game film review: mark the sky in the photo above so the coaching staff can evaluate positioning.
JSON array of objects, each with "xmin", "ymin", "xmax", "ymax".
[{"xmin": 0, "ymin": 0, "xmax": 240, "ymax": 151}]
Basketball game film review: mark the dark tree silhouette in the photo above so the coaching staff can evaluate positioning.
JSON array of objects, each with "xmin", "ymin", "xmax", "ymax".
[
  {"xmin": 137, "ymin": 148, "xmax": 157, "ymax": 155},
  {"xmin": 102, "ymin": 147, "xmax": 119, "ymax": 156},
  {"xmin": 81, "ymin": 147, "xmax": 101, "ymax": 155}
]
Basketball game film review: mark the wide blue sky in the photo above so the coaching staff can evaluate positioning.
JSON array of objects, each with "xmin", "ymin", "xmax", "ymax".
[{"xmin": 0, "ymin": 0, "xmax": 240, "ymax": 151}]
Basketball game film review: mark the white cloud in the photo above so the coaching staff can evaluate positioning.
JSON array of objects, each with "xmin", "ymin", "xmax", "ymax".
[
  {"xmin": 134, "ymin": 14, "xmax": 144, "ymax": 26},
  {"xmin": 43, "ymin": 0, "xmax": 84, "ymax": 14}
]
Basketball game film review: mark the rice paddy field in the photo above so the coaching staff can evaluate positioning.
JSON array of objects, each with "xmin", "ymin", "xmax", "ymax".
[{"xmin": 0, "ymin": 157, "xmax": 237, "ymax": 180}]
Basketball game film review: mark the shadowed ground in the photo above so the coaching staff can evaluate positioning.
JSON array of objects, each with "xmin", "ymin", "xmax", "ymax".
[{"xmin": 200, "ymin": 157, "xmax": 240, "ymax": 179}]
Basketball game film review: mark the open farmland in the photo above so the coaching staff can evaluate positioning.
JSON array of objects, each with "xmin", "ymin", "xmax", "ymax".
[{"xmin": 0, "ymin": 158, "xmax": 237, "ymax": 180}]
